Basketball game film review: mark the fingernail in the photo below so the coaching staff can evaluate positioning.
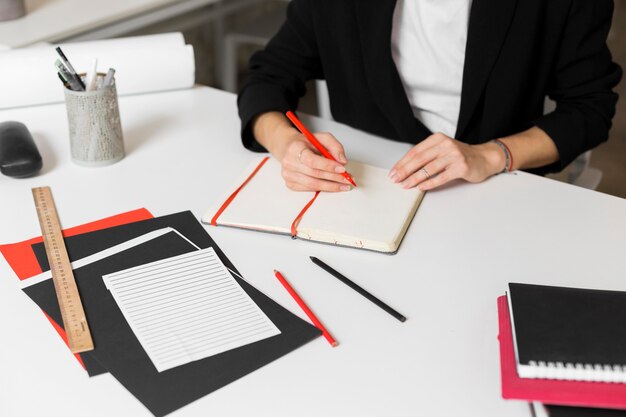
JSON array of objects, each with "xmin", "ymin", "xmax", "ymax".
[
  {"xmin": 339, "ymin": 153, "xmax": 347, "ymax": 163},
  {"xmin": 401, "ymin": 181, "xmax": 412, "ymax": 189},
  {"xmin": 389, "ymin": 170, "xmax": 398, "ymax": 182},
  {"xmin": 335, "ymin": 165, "xmax": 346, "ymax": 173},
  {"xmin": 340, "ymin": 185, "xmax": 351, "ymax": 191}
]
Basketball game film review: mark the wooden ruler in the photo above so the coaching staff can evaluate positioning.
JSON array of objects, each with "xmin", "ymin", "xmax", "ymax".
[{"xmin": 32, "ymin": 186, "xmax": 94, "ymax": 353}]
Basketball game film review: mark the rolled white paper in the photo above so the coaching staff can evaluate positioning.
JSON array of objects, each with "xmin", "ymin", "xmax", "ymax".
[{"xmin": 0, "ymin": 32, "xmax": 195, "ymax": 109}]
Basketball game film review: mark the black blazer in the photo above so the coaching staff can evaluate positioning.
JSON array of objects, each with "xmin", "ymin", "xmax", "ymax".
[{"xmin": 237, "ymin": 0, "xmax": 621, "ymax": 172}]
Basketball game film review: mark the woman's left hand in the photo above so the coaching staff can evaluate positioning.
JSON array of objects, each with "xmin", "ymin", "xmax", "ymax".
[{"xmin": 388, "ymin": 132, "xmax": 505, "ymax": 191}]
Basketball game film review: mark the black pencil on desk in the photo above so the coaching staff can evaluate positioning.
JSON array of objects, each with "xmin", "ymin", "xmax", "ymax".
[{"xmin": 309, "ymin": 256, "xmax": 406, "ymax": 323}]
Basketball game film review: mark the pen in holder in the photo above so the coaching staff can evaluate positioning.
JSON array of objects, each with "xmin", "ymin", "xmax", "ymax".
[
  {"xmin": 0, "ymin": 0, "xmax": 25, "ymax": 21},
  {"xmin": 64, "ymin": 73, "xmax": 125, "ymax": 167}
]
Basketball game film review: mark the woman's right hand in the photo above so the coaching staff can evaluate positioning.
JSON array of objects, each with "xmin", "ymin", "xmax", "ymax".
[{"xmin": 253, "ymin": 111, "xmax": 353, "ymax": 192}]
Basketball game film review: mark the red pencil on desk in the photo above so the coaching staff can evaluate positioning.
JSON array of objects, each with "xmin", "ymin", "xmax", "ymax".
[
  {"xmin": 285, "ymin": 110, "xmax": 357, "ymax": 187},
  {"xmin": 273, "ymin": 269, "xmax": 338, "ymax": 347}
]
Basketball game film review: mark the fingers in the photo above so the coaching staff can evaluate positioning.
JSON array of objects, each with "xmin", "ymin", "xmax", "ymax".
[
  {"xmin": 284, "ymin": 171, "xmax": 352, "ymax": 192},
  {"xmin": 279, "ymin": 133, "xmax": 352, "ymax": 192},
  {"xmin": 389, "ymin": 132, "xmax": 446, "ymax": 181},
  {"xmin": 284, "ymin": 152, "xmax": 351, "ymax": 184},
  {"xmin": 417, "ymin": 170, "xmax": 454, "ymax": 191},
  {"xmin": 298, "ymin": 147, "xmax": 347, "ymax": 174},
  {"xmin": 314, "ymin": 132, "xmax": 348, "ymax": 163},
  {"xmin": 398, "ymin": 156, "xmax": 451, "ymax": 189},
  {"xmin": 389, "ymin": 145, "xmax": 440, "ymax": 184},
  {"xmin": 389, "ymin": 132, "xmax": 475, "ymax": 191}
]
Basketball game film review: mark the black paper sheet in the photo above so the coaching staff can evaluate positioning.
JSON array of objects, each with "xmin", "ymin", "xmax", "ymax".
[
  {"xmin": 25, "ymin": 211, "xmax": 320, "ymax": 416},
  {"xmin": 546, "ymin": 405, "xmax": 626, "ymax": 417}
]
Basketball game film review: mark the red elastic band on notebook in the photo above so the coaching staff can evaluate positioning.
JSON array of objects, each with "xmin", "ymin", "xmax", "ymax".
[
  {"xmin": 211, "ymin": 157, "xmax": 270, "ymax": 226},
  {"xmin": 290, "ymin": 191, "xmax": 320, "ymax": 237}
]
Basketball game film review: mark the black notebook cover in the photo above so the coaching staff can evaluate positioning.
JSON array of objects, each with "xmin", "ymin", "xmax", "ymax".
[
  {"xmin": 546, "ymin": 405, "xmax": 626, "ymax": 417},
  {"xmin": 508, "ymin": 283, "xmax": 626, "ymax": 367},
  {"xmin": 24, "ymin": 211, "xmax": 321, "ymax": 416}
]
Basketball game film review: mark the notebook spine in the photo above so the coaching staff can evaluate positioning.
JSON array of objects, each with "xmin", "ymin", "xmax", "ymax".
[{"xmin": 524, "ymin": 360, "xmax": 626, "ymax": 383}]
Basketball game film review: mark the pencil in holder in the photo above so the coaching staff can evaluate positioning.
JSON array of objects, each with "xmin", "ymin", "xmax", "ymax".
[{"xmin": 64, "ymin": 73, "xmax": 125, "ymax": 167}]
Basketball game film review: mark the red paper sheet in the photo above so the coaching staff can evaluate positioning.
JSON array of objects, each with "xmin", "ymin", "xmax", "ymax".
[
  {"xmin": 0, "ymin": 208, "xmax": 153, "ymax": 369},
  {"xmin": 498, "ymin": 295, "xmax": 626, "ymax": 409}
]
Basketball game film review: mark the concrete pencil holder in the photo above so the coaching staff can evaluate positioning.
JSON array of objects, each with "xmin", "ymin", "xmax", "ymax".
[
  {"xmin": 0, "ymin": 0, "xmax": 25, "ymax": 21},
  {"xmin": 64, "ymin": 74, "xmax": 125, "ymax": 167}
]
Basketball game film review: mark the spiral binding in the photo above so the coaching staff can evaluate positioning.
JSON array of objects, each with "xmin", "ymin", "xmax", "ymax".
[{"xmin": 522, "ymin": 360, "xmax": 626, "ymax": 383}]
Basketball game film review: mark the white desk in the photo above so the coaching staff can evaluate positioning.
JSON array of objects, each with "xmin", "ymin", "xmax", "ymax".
[
  {"xmin": 0, "ymin": 0, "xmax": 259, "ymax": 48},
  {"xmin": 1, "ymin": 86, "xmax": 625, "ymax": 417}
]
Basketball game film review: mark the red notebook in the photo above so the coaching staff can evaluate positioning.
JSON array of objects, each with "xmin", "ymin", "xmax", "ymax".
[{"xmin": 498, "ymin": 295, "xmax": 626, "ymax": 409}]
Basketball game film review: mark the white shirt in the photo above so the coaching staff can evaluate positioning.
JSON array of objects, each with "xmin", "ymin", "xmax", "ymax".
[{"xmin": 391, "ymin": 0, "xmax": 473, "ymax": 137}]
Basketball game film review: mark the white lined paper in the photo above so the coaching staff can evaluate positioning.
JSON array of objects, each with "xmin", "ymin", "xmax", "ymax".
[{"xmin": 102, "ymin": 247, "xmax": 280, "ymax": 372}]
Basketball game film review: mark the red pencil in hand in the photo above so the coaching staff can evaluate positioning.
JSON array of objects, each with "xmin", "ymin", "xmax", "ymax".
[
  {"xmin": 274, "ymin": 269, "xmax": 338, "ymax": 347},
  {"xmin": 286, "ymin": 110, "xmax": 357, "ymax": 187}
]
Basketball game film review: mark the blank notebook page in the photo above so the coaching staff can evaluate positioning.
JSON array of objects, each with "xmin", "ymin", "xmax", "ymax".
[
  {"xmin": 103, "ymin": 247, "xmax": 281, "ymax": 372},
  {"xmin": 207, "ymin": 158, "xmax": 314, "ymax": 234},
  {"xmin": 300, "ymin": 162, "xmax": 423, "ymax": 252}
]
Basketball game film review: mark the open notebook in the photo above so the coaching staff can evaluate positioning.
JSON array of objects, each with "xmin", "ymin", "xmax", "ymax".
[{"xmin": 202, "ymin": 157, "xmax": 424, "ymax": 254}]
